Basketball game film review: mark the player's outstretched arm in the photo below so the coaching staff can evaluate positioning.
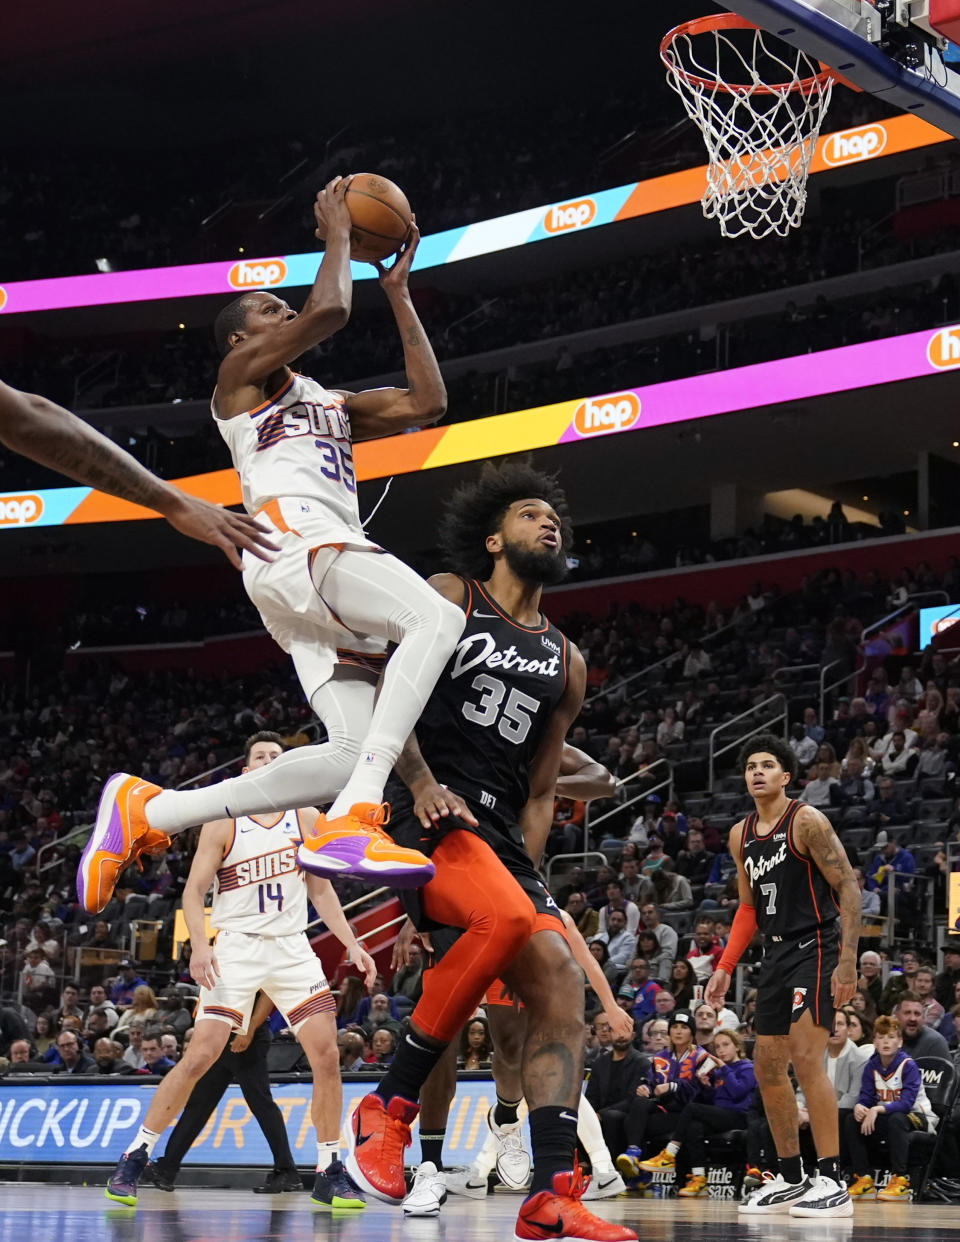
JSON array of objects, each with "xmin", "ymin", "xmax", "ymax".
[
  {"xmin": 556, "ymin": 743, "xmax": 619, "ymax": 802},
  {"xmin": 231, "ymin": 990, "xmax": 275, "ymax": 1052},
  {"xmin": 0, "ymin": 381, "xmax": 276, "ymax": 569},
  {"xmin": 182, "ymin": 817, "xmax": 234, "ymax": 990},
  {"xmin": 560, "ymin": 909, "xmax": 634, "ymax": 1042},
  {"xmin": 519, "ymin": 647, "xmax": 588, "ymax": 868},
  {"xmin": 339, "ymin": 223, "xmax": 447, "ymax": 440},
  {"xmin": 795, "ymin": 804, "xmax": 861, "ymax": 1006},
  {"xmin": 303, "ymin": 871, "xmax": 377, "ymax": 989}
]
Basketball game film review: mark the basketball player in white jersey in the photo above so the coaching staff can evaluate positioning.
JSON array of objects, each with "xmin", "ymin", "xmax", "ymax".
[
  {"xmin": 79, "ymin": 174, "xmax": 465, "ymax": 916},
  {"xmin": 105, "ymin": 731, "xmax": 376, "ymax": 1209}
]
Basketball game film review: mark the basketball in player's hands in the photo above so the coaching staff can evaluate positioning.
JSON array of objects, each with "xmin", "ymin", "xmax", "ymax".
[{"xmin": 336, "ymin": 173, "xmax": 413, "ymax": 262}]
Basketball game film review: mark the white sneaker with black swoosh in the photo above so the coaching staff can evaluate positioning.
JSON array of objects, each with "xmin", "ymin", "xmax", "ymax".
[
  {"xmin": 739, "ymin": 1174, "xmax": 812, "ymax": 1213},
  {"xmin": 582, "ymin": 1165, "xmax": 626, "ymax": 1200},
  {"xmin": 402, "ymin": 1162, "xmax": 447, "ymax": 1216},
  {"xmin": 488, "ymin": 1108, "xmax": 532, "ymax": 1189},
  {"xmin": 789, "ymin": 1175, "xmax": 853, "ymax": 1217},
  {"xmin": 441, "ymin": 1165, "xmax": 489, "ymax": 1199}
]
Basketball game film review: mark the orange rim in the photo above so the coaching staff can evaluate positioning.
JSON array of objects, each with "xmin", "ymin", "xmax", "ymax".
[{"xmin": 660, "ymin": 12, "xmax": 835, "ymax": 97}]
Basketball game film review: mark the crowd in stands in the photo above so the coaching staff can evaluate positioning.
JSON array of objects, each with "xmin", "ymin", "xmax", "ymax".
[
  {"xmin": 4, "ymin": 203, "xmax": 957, "ymax": 429},
  {"xmin": 4, "ymin": 549, "xmax": 960, "ymax": 1194}
]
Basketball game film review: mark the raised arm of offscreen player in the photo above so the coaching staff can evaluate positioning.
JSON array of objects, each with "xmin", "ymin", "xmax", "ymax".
[
  {"xmin": 520, "ymin": 648, "xmax": 587, "ymax": 868},
  {"xmin": 0, "ymin": 379, "xmax": 276, "ymax": 570}
]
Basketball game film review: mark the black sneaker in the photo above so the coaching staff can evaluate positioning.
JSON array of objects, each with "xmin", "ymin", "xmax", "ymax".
[
  {"xmin": 105, "ymin": 1144, "xmax": 150, "ymax": 1206},
  {"xmin": 311, "ymin": 1158, "xmax": 365, "ymax": 1210},
  {"xmin": 253, "ymin": 1169, "xmax": 304, "ymax": 1193},
  {"xmin": 141, "ymin": 1162, "xmax": 176, "ymax": 1192}
]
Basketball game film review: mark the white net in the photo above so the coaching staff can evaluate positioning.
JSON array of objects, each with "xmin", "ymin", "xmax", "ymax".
[{"xmin": 661, "ymin": 19, "xmax": 834, "ymax": 239}]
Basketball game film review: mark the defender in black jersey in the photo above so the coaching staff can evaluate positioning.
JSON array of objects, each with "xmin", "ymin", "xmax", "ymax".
[
  {"xmin": 705, "ymin": 732, "xmax": 860, "ymax": 1219},
  {"xmin": 345, "ymin": 464, "xmax": 637, "ymax": 1242},
  {"xmin": 385, "ymin": 573, "xmax": 571, "ymax": 926}
]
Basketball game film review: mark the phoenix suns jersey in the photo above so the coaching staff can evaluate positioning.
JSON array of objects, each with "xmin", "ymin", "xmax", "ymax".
[
  {"xmin": 739, "ymin": 798, "xmax": 840, "ymax": 941},
  {"xmin": 414, "ymin": 577, "xmax": 571, "ymax": 824},
  {"xmin": 214, "ymin": 371, "xmax": 364, "ymax": 538},
  {"xmin": 212, "ymin": 809, "xmax": 308, "ymax": 937}
]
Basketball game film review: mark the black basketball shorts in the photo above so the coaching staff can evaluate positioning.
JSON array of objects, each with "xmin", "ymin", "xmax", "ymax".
[{"xmin": 754, "ymin": 923, "xmax": 840, "ymax": 1037}]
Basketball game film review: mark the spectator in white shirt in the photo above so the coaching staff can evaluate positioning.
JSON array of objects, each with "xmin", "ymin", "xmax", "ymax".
[
  {"xmin": 639, "ymin": 902, "xmax": 679, "ymax": 960},
  {"xmin": 789, "ymin": 723, "xmax": 818, "ymax": 769},
  {"xmin": 682, "ymin": 642, "xmax": 712, "ymax": 680},
  {"xmin": 878, "ymin": 730, "xmax": 918, "ymax": 778},
  {"xmin": 873, "ymin": 723, "xmax": 918, "ymax": 762},
  {"xmin": 598, "ymin": 880, "xmax": 641, "ymax": 937},
  {"xmin": 122, "ymin": 1021, "xmax": 147, "ymax": 1069},
  {"xmin": 802, "ymin": 760, "xmax": 840, "ymax": 808},
  {"xmin": 656, "ymin": 707, "xmax": 685, "ymax": 748},
  {"xmin": 592, "ymin": 908, "xmax": 637, "ymax": 981}
]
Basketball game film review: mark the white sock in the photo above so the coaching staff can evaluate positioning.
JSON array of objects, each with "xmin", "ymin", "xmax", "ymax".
[
  {"xmin": 145, "ymin": 676, "xmax": 374, "ymax": 833},
  {"xmin": 317, "ymin": 1139, "xmax": 339, "ymax": 1171},
  {"xmin": 314, "ymin": 550, "xmax": 464, "ymax": 819},
  {"xmin": 666, "ymin": 1140, "xmax": 681, "ymax": 1157},
  {"xmin": 473, "ymin": 1126, "xmax": 500, "ymax": 1177},
  {"xmin": 127, "ymin": 1126, "xmax": 160, "ymax": 1156},
  {"xmin": 577, "ymin": 1095, "xmax": 613, "ymax": 1170}
]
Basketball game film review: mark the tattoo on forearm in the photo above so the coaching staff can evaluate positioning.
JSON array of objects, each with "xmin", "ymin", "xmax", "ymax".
[
  {"xmin": 30, "ymin": 422, "xmax": 169, "ymax": 508},
  {"xmin": 405, "ymin": 326, "xmax": 422, "ymax": 347}
]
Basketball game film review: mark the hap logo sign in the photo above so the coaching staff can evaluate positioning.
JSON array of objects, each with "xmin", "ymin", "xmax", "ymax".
[
  {"xmin": 821, "ymin": 123, "xmax": 887, "ymax": 166},
  {"xmin": 927, "ymin": 327, "xmax": 960, "ymax": 370},
  {"xmin": 572, "ymin": 392, "xmax": 641, "ymax": 437},
  {"xmin": 543, "ymin": 198, "xmax": 596, "ymax": 234},
  {"xmin": 0, "ymin": 494, "xmax": 43, "ymax": 526},
  {"xmin": 227, "ymin": 258, "xmax": 288, "ymax": 289}
]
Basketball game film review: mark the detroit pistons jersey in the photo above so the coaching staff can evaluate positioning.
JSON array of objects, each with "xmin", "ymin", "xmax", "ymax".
[
  {"xmin": 212, "ymin": 810, "xmax": 308, "ymax": 937},
  {"xmin": 214, "ymin": 371, "xmax": 365, "ymax": 539},
  {"xmin": 739, "ymin": 799, "xmax": 840, "ymax": 941},
  {"xmin": 414, "ymin": 578, "xmax": 571, "ymax": 824}
]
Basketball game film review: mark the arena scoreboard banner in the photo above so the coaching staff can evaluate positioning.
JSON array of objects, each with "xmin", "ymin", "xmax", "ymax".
[
  {"xmin": 0, "ymin": 1078, "xmax": 508, "ymax": 1167},
  {"xmin": 0, "ymin": 115, "xmax": 949, "ymax": 317},
  {"xmin": 2, "ymin": 318, "xmax": 960, "ymax": 533}
]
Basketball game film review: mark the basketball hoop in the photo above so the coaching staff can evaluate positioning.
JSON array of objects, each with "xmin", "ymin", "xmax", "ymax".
[{"xmin": 661, "ymin": 14, "xmax": 836, "ymax": 239}]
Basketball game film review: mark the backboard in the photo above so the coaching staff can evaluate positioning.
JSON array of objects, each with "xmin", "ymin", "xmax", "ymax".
[{"xmin": 718, "ymin": 0, "xmax": 960, "ymax": 139}]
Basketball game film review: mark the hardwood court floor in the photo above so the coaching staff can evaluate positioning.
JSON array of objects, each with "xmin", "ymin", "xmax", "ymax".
[{"xmin": 3, "ymin": 1185, "xmax": 960, "ymax": 1242}]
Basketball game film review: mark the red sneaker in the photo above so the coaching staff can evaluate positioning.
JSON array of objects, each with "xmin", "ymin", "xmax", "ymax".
[
  {"xmin": 514, "ymin": 1168, "xmax": 638, "ymax": 1241},
  {"xmin": 344, "ymin": 1093, "xmax": 418, "ymax": 1204}
]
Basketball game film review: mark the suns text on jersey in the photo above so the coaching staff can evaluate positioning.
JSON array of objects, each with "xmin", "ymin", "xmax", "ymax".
[{"xmin": 233, "ymin": 847, "xmax": 298, "ymax": 888}]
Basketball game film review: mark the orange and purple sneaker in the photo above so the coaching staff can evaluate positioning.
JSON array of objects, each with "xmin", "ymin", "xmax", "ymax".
[
  {"xmin": 78, "ymin": 772, "xmax": 170, "ymax": 914},
  {"xmin": 296, "ymin": 802, "xmax": 434, "ymax": 888}
]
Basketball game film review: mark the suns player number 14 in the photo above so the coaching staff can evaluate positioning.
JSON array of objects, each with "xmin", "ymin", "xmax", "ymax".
[{"xmin": 462, "ymin": 674, "xmax": 540, "ymax": 743}]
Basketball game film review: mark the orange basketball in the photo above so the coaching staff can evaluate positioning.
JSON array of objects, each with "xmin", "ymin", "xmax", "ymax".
[{"xmin": 343, "ymin": 173, "xmax": 412, "ymax": 263}]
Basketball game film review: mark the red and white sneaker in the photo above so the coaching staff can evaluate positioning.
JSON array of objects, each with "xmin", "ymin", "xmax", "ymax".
[
  {"xmin": 514, "ymin": 1167, "xmax": 638, "ymax": 1241},
  {"xmin": 344, "ymin": 1093, "xmax": 418, "ymax": 1204}
]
